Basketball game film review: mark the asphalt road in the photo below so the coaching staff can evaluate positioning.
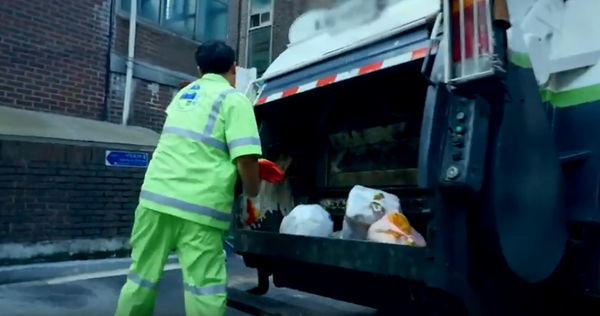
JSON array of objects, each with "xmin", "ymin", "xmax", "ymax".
[
  {"xmin": 0, "ymin": 255, "xmax": 375, "ymax": 316},
  {"xmin": 0, "ymin": 269, "xmax": 249, "ymax": 316}
]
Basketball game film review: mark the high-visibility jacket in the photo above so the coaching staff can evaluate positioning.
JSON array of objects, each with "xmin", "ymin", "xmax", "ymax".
[{"xmin": 139, "ymin": 74, "xmax": 262, "ymax": 231}]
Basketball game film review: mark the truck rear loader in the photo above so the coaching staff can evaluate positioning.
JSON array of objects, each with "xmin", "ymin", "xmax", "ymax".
[{"xmin": 233, "ymin": 0, "xmax": 600, "ymax": 314}]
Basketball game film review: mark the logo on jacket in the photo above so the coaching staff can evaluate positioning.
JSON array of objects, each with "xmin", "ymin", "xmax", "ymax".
[
  {"xmin": 178, "ymin": 91, "xmax": 200, "ymax": 111},
  {"xmin": 180, "ymin": 92, "xmax": 197, "ymax": 100}
]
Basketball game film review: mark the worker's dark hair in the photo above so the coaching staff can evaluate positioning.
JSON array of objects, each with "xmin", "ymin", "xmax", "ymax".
[{"xmin": 195, "ymin": 40, "xmax": 236, "ymax": 74}]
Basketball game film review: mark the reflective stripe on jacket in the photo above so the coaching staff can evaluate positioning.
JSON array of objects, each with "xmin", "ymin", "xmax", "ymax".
[{"xmin": 139, "ymin": 74, "xmax": 262, "ymax": 230}]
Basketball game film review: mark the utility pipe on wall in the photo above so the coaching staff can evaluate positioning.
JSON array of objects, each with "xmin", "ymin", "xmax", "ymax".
[
  {"xmin": 122, "ymin": 0, "xmax": 138, "ymax": 125},
  {"xmin": 101, "ymin": 0, "xmax": 116, "ymax": 121}
]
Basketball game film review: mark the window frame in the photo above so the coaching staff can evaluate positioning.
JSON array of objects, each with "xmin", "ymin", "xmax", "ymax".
[
  {"xmin": 117, "ymin": 0, "xmax": 230, "ymax": 42},
  {"xmin": 248, "ymin": 0, "xmax": 273, "ymax": 30},
  {"xmin": 246, "ymin": 0, "xmax": 274, "ymax": 75}
]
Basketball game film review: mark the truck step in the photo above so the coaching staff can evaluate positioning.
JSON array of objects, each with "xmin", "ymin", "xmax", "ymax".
[{"xmin": 235, "ymin": 230, "xmax": 433, "ymax": 281}]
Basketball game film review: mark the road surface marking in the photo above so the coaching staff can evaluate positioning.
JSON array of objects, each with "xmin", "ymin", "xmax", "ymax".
[{"xmin": 45, "ymin": 263, "xmax": 181, "ymax": 284}]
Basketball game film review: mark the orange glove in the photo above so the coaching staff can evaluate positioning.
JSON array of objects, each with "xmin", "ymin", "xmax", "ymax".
[
  {"xmin": 244, "ymin": 159, "xmax": 284, "ymax": 226},
  {"xmin": 245, "ymin": 198, "xmax": 260, "ymax": 226},
  {"xmin": 258, "ymin": 159, "xmax": 285, "ymax": 183}
]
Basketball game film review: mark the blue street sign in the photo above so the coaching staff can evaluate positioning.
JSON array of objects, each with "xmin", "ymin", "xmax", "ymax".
[{"xmin": 105, "ymin": 150, "xmax": 149, "ymax": 168}]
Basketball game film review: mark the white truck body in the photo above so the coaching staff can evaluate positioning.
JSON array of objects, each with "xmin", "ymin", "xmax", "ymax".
[{"xmin": 247, "ymin": 0, "xmax": 600, "ymax": 109}]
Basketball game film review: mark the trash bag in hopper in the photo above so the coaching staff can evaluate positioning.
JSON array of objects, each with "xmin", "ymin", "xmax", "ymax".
[
  {"xmin": 341, "ymin": 185, "xmax": 401, "ymax": 240},
  {"xmin": 280, "ymin": 204, "xmax": 334, "ymax": 237},
  {"xmin": 367, "ymin": 212, "xmax": 426, "ymax": 247}
]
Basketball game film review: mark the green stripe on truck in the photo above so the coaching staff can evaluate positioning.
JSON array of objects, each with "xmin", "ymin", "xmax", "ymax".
[{"xmin": 510, "ymin": 51, "xmax": 600, "ymax": 108}]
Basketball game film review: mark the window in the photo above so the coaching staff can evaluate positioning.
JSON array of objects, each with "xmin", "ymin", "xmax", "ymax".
[
  {"xmin": 247, "ymin": 0, "xmax": 273, "ymax": 76},
  {"xmin": 197, "ymin": 0, "xmax": 229, "ymax": 41},
  {"xmin": 163, "ymin": 0, "xmax": 197, "ymax": 37},
  {"xmin": 119, "ymin": 0, "xmax": 229, "ymax": 41},
  {"xmin": 249, "ymin": 0, "xmax": 272, "ymax": 29},
  {"xmin": 120, "ymin": 0, "xmax": 160, "ymax": 22},
  {"xmin": 248, "ymin": 26, "xmax": 271, "ymax": 76}
]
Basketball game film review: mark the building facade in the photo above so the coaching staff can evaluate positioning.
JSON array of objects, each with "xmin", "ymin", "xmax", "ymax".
[
  {"xmin": 0, "ymin": 0, "xmax": 338, "ymax": 133},
  {"xmin": 237, "ymin": 0, "xmax": 338, "ymax": 76},
  {"xmin": 0, "ymin": 0, "xmax": 340, "ymax": 263},
  {"xmin": 0, "ymin": 0, "xmax": 241, "ymax": 262},
  {"xmin": 1, "ymin": 0, "xmax": 241, "ymax": 133}
]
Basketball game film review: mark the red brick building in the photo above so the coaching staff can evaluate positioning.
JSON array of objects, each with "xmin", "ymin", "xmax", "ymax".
[
  {"xmin": 0, "ymin": 0, "xmax": 332, "ymax": 263},
  {"xmin": 0, "ymin": 0, "xmax": 240, "ymax": 132},
  {"xmin": 0, "ymin": 0, "xmax": 335, "ymax": 131}
]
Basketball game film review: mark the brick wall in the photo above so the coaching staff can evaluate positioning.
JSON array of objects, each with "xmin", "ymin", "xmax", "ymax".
[
  {"xmin": 106, "ymin": 2, "xmax": 243, "ymax": 132},
  {"xmin": 0, "ymin": 139, "xmax": 149, "ymax": 252},
  {"xmin": 114, "ymin": 17, "xmax": 199, "ymax": 77},
  {"xmin": 0, "ymin": 1, "xmax": 240, "ymax": 262},
  {"xmin": 107, "ymin": 74, "xmax": 177, "ymax": 132},
  {"xmin": 0, "ymin": 0, "xmax": 242, "ymax": 132},
  {"xmin": 0, "ymin": 0, "xmax": 111, "ymax": 120}
]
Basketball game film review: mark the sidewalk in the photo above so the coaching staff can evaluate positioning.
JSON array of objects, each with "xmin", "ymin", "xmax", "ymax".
[
  {"xmin": 0, "ymin": 255, "xmax": 180, "ymax": 286},
  {"xmin": 0, "ymin": 252, "xmax": 375, "ymax": 315},
  {"xmin": 0, "ymin": 239, "xmax": 238, "ymax": 286}
]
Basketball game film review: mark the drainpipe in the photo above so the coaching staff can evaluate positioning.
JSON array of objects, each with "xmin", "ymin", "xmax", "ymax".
[
  {"xmin": 235, "ymin": 0, "xmax": 243, "ymax": 62},
  {"xmin": 122, "ymin": 0, "xmax": 138, "ymax": 125},
  {"xmin": 101, "ymin": 0, "xmax": 116, "ymax": 121}
]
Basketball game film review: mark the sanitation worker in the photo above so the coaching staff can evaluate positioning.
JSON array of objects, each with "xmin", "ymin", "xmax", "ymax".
[{"xmin": 114, "ymin": 40, "xmax": 262, "ymax": 316}]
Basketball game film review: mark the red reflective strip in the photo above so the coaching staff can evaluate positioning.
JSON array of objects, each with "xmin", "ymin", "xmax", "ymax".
[
  {"xmin": 359, "ymin": 61, "xmax": 383, "ymax": 75},
  {"xmin": 412, "ymin": 47, "xmax": 429, "ymax": 60},
  {"xmin": 317, "ymin": 75, "xmax": 336, "ymax": 87},
  {"xmin": 282, "ymin": 87, "xmax": 299, "ymax": 97},
  {"xmin": 412, "ymin": 45, "xmax": 439, "ymax": 60},
  {"xmin": 256, "ymin": 96, "xmax": 268, "ymax": 104}
]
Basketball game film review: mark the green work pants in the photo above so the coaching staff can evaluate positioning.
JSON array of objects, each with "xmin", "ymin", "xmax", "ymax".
[{"xmin": 114, "ymin": 206, "xmax": 227, "ymax": 316}]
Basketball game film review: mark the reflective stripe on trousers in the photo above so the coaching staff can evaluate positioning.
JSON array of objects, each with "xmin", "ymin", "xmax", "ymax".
[
  {"xmin": 162, "ymin": 89, "xmax": 261, "ymax": 153},
  {"xmin": 140, "ymin": 190, "xmax": 231, "ymax": 222},
  {"xmin": 128, "ymin": 271, "xmax": 227, "ymax": 295}
]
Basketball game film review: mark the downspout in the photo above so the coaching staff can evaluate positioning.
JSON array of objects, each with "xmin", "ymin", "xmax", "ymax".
[
  {"xmin": 236, "ymin": 0, "xmax": 243, "ymax": 62},
  {"xmin": 122, "ymin": 0, "xmax": 138, "ymax": 125},
  {"xmin": 101, "ymin": 0, "xmax": 116, "ymax": 121}
]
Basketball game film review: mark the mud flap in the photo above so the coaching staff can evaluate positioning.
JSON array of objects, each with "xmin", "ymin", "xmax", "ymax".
[{"xmin": 480, "ymin": 59, "xmax": 568, "ymax": 283}]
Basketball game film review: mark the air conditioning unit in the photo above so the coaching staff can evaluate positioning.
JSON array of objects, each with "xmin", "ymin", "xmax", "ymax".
[{"xmin": 250, "ymin": 11, "xmax": 271, "ymax": 28}]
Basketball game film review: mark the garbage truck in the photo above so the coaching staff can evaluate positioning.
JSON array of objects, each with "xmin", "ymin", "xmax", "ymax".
[{"xmin": 233, "ymin": 0, "xmax": 600, "ymax": 314}]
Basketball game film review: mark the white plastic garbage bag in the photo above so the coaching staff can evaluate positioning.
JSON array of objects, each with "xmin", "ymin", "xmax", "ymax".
[
  {"xmin": 367, "ymin": 212, "xmax": 426, "ymax": 247},
  {"xmin": 280, "ymin": 204, "xmax": 334, "ymax": 237},
  {"xmin": 341, "ymin": 185, "xmax": 401, "ymax": 240}
]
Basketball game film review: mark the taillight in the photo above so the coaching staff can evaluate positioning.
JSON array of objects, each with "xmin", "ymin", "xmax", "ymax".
[{"xmin": 450, "ymin": 0, "xmax": 493, "ymax": 81}]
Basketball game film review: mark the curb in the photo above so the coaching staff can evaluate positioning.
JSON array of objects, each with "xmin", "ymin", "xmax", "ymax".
[{"xmin": 0, "ymin": 254, "xmax": 180, "ymax": 286}]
